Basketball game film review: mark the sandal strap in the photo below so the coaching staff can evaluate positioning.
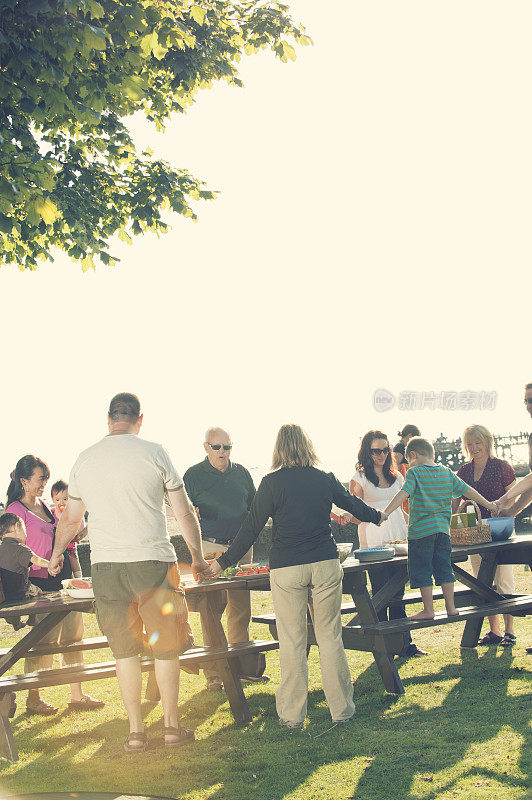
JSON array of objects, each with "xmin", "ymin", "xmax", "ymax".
[
  {"xmin": 163, "ymin": 725, "xmax": 185, "ymax": 736},
  {"xmin": 125, "ymin": 732, "xmax": 147, "ymax": 743},
  {"xmin": 479, "ymin": 632, "xmax": 503, "ymax": 644}
]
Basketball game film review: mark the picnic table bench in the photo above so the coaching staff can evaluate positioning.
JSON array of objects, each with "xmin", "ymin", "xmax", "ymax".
[{"xmin": 0, "ymin": 577, "xmax": 279, "ymax": 762}]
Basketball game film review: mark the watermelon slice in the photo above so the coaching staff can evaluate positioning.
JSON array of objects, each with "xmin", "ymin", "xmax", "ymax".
[{"xmin": 70, "ymin": 578, "xmax": 92, "ymax": 589}]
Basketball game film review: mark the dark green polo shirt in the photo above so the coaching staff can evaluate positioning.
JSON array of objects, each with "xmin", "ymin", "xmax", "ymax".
[{"xmin": 183, "ymin": 458, "xmax": 255, "ymax": 542}]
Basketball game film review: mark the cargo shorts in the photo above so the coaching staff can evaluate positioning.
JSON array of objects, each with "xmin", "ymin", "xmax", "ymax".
[{"xmin": 91, "ymin": 561, "xmax": 193, "ymax": 660}]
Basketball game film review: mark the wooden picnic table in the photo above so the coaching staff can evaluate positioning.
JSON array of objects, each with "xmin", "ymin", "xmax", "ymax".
[
  {"xmin": 340, "ymin": 534, "xmax": 532, "ymax": 694},
  {"xmin": 0, "ymin": 579, "xmax": 278, "ymax": 762},
  {"xmin": 251, "ymin": 534, "xmax": 532, "ymax": 696}
]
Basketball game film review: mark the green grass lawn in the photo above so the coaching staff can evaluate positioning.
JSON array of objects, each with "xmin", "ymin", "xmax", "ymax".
[{"xmin": 0, "ymin": 564, "xmax": 530, "ymax": 800}]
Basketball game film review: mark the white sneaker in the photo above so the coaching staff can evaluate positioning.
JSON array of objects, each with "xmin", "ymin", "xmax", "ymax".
[
  {"xmin": 279, "ymin": 718, "xmax": 303, "ymax": 730},
  {"xmin": 332, "ymin": 714, "xmax": 355, "ymax": 724}
]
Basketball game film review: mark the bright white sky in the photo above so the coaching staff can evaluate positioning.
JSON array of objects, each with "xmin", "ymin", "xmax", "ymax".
[{"xmin": 0, "ymin": 0, "xmax": 531, "ymax": 493}]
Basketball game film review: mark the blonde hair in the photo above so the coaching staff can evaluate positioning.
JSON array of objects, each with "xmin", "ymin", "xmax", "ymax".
[
  {"xmin": 462, "ymin": 424, "xmax": 495, "ymax": 459},
  {"xmin": 271, "ymin": 424, "xmax": 318, "ymax": 470},
  {"xmin": 405, "ymin": 436, "xmax": 434, "ymax": 459}
]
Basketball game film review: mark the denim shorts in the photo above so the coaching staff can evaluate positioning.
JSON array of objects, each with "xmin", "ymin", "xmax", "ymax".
[{"xmin": 408, "ymin": 533, "xmax": 455, "ymax": 589}]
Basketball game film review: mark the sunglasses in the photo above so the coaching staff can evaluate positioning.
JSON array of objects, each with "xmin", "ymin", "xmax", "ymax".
[
  {"xmin": 370, "ymin": 447, "xmax": 389, "ymax": 455},
  {"xmin": 524, "ymin": 399, "xmax": 532, "ymax": 405},
  {"xmin": 207, "ymin": 443, "xmax": 232, "ymax": 451}
]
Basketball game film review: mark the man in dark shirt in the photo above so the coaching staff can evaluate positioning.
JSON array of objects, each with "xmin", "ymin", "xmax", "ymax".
[{"xmin": 183, "ymin": 427, "xmax": 263, "ymax": 689}]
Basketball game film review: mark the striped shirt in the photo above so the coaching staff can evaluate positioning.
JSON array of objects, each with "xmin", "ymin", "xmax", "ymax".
[{"xmin": 402, "ymin": 464, "xmax": 468, "ymax": 539}]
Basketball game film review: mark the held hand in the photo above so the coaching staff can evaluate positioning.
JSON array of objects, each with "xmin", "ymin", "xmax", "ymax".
[
  {"xmin": 494, "ymin": 498, "xmax": 510, "ymax": 517},
  {"xmin": 191, "ymin": 557, "xmax": 211, "ymax": 580},
  {"xmin": 340, "ymin": 513, "xmax": 355, "ymax": 526},
  {"xmin": 48, "ymin": 554, "xmax": 62, "ymax": 576},
  {"xmin": 378, "ymin": 511, "xmax": 388, "ymax": 526},
  {"xmin": 209, "ymin": 559, "xmax": 223, "ymax": 579},
  {"xmin": 492, "ymin": 499, "xmax": 503, "ymax": 516},
  {"xmin": 195, "ymin": 506, "xmax": 201, "ymax": 521}
]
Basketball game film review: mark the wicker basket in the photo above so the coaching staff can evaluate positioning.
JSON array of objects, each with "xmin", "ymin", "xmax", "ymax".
[{"xmin": 450, "ymin": 500, "xmax": 492, "ymax": 547}]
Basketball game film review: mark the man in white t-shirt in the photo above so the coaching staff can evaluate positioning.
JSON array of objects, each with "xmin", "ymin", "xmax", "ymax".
[{"xmin": 49, "ymin": 393, "xmax": 210, "ymax": 752}]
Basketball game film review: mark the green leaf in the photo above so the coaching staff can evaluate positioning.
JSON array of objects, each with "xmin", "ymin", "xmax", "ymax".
[
  {"xmin": 140, "ymin": 32, "xmax": 157, "ymax": 57},
  {"xmin": 190, "ymin": 5, "xmax": 206, "ymax": 25},
  {"xmin": 81, "ymin": 254, "xmax": 95, "ymax": 272},
  {"xmin": 118, "ymin": 229, "xmax": 132, "ymax": 245},
  {"xmin": 121, "ymin": 76, "xmax": 145, "ymax": 100},
  {"xmin": 283, "ymin": 42, "xmax": 296, "ymax": 61},
  {"xmin": 84, "ymin": 25, "xmax": 107, "ymax": 52},
  {"xmin": 152, "ymin": 38, "xmax": 168, "ymax": 60},
  {"xmin": 19, "ymin": 97, "xmax": 37, "ymax": 113},
  {"xmin": 0, "ymin": 178, "xmax": 18, "ymax": 201},
  {"xmin": 140, "ymin": 31, "xmax": 168, "ymax": 60},
  {"xmin": 33, "ymin": 197, "xmax": 59, "ymax": 225},
  {"xmin": 0, "ymin": 214, "xmax": 12, "ymax": 234},
  {"xmin": 87, "ymin": 0, "xmax": 105, "ymax": 19}
]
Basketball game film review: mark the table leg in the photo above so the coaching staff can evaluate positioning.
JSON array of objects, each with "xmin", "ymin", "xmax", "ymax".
[
  {"xmin": 346, "ymin": 572, "xmax": 405, "ymax": 695},
  {"xmin": 460, "ymin": 554, "xmax": 498, "ymax": 648},
  {"xmin": 199, "ymin": 593, "xmax": 252, "ymax": 724},
  {"xmin": 0, "ymin": 694, "xmax": 17, "ymax": 762},
  {"xmin": 0, "ymin": 611, "xmax": 70, "ymax": 677}
]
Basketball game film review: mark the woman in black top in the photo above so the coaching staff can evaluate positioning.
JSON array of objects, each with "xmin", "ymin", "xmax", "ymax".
[{"xmin": 211, "ymin": 424, "xmax": 383, "ymax": 729}]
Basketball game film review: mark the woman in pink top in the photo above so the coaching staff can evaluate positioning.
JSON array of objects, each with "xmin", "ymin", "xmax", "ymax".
[{"xmin": 6, "ymin": 455, "xmax": 104, "ymax": 715}]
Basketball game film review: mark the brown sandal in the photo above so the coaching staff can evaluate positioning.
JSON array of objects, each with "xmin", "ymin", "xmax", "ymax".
[
  {"xmin": 67, "ymin": 695, "xmax": 105, "ymax": 711},
  {"xmin": 26, "ymin": 699, "xmax": 58, "ymax": 716},
  {"xmin": 163, "ymin": 724, "xmax": 195, "ymax": 747},
  {"xmin": 123, "ymin": 731, "xmax": 148, "ymax": 753}
]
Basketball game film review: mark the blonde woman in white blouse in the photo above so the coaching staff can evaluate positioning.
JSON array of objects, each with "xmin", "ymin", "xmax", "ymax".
[{"xmin": 345, "ymin": 431, "xmax": 427, "ymax": 658}]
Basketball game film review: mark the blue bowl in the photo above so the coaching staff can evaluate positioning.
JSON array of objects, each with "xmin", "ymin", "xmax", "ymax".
[{"xmin": 486, "ymin": 516, "xmax": 515, "ymax": 541}]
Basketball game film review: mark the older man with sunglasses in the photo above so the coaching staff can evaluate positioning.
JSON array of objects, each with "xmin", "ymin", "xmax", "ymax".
[{"xmin": 183, "ymin": 427, "xmax": 266, "ymax": 690}]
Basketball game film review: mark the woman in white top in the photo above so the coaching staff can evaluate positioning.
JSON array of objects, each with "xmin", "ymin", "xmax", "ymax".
[{"xmin": 345, "ymin": 431, "xmax": 426, "ymax": 658}]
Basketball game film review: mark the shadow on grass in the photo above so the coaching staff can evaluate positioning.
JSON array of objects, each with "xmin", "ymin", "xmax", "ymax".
[
  {"xmin": 349, "ymin": 646, "xmax": 530, "ymax": 799},
  {"xmin": 1, "ymin": 648, "xmax": 530, "ymax": 800}
]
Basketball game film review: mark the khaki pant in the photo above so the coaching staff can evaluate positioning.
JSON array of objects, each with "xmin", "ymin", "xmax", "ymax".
[
  {"xmin": 270, "ymin": 558, "xmax": 355, "ymax": 725},
  {"xmin": 25, "ymin": 610, "xmax": 84, "ymax": 674},
  {"xmin": 200, "ymin": 540, "xmax": 254, "ymax": 680},
  {"xmin": 469, "ymin": 554, "xmax": 515, "ymax": 595}
]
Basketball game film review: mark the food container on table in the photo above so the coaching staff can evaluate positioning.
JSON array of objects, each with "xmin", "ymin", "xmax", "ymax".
[
  {"xmin": 353, "ymin": 547, "xmax": 395, "ymax": 562},
  {"xmin": 337, "ymin": 543, "xmax": 353, "ymax": 563},
  {"xmin": 391, "ymin": 541, "xmax": 408, "ymax": 556},
  {"xmin": 62, "ymin": 578, "xmax": 94, "ymax": 599},
  {"xmin": 450, "ymin": 500, "xmax": 492, "ymax": 546},
  {"xmin": 485, "ymin": 516, "xmax": 515, "ymax": 541}
]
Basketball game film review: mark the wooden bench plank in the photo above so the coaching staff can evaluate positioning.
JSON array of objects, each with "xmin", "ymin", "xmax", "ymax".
[
  {"xmin": 251, "ymin": 589, "xmax": 477, "ymax": 626},
  {"xmin": 0, "ymin": 637, "xmax": 110, "ymax": 659},
  {"xmin": 0, "ymin": 640, "xmax": 279, "ymax": 694},
  {"xmin": 361, "ymin": 596, "xmax": 532, "ymax": 634}
]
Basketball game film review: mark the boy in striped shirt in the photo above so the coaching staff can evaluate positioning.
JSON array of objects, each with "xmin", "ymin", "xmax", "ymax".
[{"xmin": 383, "ymin": 437, "xmax": 496, "ymax": 619}]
